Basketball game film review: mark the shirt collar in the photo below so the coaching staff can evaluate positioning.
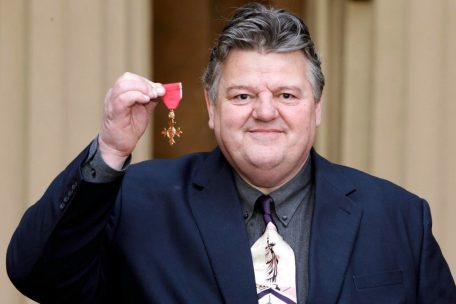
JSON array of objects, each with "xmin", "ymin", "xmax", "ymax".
[{"xmin": 234, "ymin": 159, "xmax": 313, "ymax": 227}]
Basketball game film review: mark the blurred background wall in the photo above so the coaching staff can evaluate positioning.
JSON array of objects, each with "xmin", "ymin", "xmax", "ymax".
[{"xmin": 1, "ymin": 0, "xmax": 454, "ymax": 302}]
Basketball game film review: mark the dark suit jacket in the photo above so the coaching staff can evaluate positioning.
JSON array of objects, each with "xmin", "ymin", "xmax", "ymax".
[{"xmin": 7, "ymin": 146, "xmax": 456, "ymax": 303}]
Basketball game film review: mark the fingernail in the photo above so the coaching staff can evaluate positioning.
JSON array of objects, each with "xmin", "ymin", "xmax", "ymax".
[
  {"xmin": 157, "ymin": 87, "xmax": 165, "ymax": 95},
  {"xmin": 143, "ymin": 94, "xmax": 151, "ymax": 101}
]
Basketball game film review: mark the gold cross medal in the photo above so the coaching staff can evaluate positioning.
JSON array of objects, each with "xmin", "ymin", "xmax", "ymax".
[{"xmin": 161, "ymin": 82, "xmax": 183, "ymax": 146}]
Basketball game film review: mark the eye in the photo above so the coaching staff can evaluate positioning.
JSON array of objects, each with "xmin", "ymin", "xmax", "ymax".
[
  {"xmin": 230, "ymin": 93, "xmax": 252, "ymax": 104},
  {"xmin": 281, "ymin": 93, "xmax": 294, "ymax": 99},
  {"xmin": 237, "ymin": 94, "xmax": 249, "ymax": 100},
  {"xmin": 277, "ymin": 92, "xmax": 299, "ymax": 105}
]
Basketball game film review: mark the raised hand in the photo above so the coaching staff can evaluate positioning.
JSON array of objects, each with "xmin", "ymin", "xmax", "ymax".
[{"xmin": 98, "ymin": 72, "xmax": 165, "ymax": 170}]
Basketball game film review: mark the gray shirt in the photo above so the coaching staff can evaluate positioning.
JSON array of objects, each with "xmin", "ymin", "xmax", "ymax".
[{"xmin": 233, "ymin": 160, "xmax": 314, "ymax": 304}]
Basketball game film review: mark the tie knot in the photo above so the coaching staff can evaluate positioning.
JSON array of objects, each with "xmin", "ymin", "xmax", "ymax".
[{"xmin": 256, "ymin": 195, "xmax": 274, "ymax": 224}]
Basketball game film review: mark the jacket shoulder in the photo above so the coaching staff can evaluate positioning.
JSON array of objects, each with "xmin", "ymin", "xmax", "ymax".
[{"xmin": 312, "ymin": 151, "xmax": 424, "ymax": 210}]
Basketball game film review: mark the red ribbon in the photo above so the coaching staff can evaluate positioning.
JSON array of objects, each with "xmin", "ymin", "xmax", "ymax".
[{"xmin": 162, "ymin": 82, "xmax": 182, "ymax": 110}]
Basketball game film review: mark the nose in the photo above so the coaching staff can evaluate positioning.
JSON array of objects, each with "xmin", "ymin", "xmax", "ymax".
[{"xmin": 252, "ymin": 92, "xmax": 278, "ymax": 121}]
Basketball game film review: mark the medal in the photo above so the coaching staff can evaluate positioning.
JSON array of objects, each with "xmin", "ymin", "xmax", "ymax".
[{"xmin": 161, "ymin": 82, "xmax": 183, "ymax": 146}]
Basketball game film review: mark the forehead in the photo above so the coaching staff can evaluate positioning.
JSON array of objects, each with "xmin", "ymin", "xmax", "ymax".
[{"xmin": 219, "ymin": 49, "xmax": 309, "ymax": 87}]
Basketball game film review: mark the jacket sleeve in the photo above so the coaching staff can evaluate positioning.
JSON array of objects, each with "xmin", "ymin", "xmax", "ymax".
[
  {"xmin": 6, "ymin": 145, "xmax": 123, "ymax": 303},
  {"xmin": 417, "ymin": 199, "xmax": 456, "ymax": 303}
]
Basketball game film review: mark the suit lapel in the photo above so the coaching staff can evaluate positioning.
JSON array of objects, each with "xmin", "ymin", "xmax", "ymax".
[
  {"xmin": 307, "ymin": 152, "xmax": 363, "ymax": 303},
  {"xmin": 188, "ymin": 149, "xmax": 363, "ymax": 303},
  {"xmin": 189, "ymin": 149, "xmax": 257, "ymax": 304}
]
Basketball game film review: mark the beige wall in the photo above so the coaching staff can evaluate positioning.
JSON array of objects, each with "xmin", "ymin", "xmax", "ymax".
[
  {"xmin": 0, "ymin": 0, "xmax": 152, "ymax": 302},
  {"xmin": 311, "ymin": 0, "xmax": 456, "ymax": 275},
  {"xmin": 1, "ymin": 0, "xmax": 455, "ymax": 303}
]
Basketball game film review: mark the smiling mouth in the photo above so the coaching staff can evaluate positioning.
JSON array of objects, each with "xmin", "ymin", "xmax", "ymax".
[
  {"xmin": 248, "ymin": 129, "xmax": 283, "ymax": 140},
  {"xmin": 249, "ymin": 128, "xmax": 282, "ymax": 133}
]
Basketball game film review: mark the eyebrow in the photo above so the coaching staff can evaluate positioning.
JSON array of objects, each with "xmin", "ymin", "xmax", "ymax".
[
  {"xmin": 275, "ymin": 86, "xmax": 303, "ymax": 94},
  {"xmin": 226, "ymin": 85, "xmax": 303, "ymax": 93},
  {"xmin": 225, "ymin": 85, "xmax": 254, "ymax": 93}
]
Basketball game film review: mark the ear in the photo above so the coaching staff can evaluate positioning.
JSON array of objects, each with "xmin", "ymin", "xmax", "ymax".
[
  {"xmin": 315, "ymin": 91, "xmax": 324, "ymax": 127},
  {"xmin": 204, "ymin": 88, "xmax": 215, "ymax": 130}
]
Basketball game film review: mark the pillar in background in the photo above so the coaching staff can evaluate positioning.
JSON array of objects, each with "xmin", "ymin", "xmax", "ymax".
[
  {"xmin": 0, "ymin": 0, "xmax": 27, "ymax": 301},
  {"xmin": 0, "ymin": 1, "xmax": 152, "ymax": 303},
  {"xmin": 153, "ymin": 0, "xmax": 216, "ymax": 158}
]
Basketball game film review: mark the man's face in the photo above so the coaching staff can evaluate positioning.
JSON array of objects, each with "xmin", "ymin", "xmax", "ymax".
[{"xmin": 205, "ymin": 49, "xmax": 323, "ymax": 192}]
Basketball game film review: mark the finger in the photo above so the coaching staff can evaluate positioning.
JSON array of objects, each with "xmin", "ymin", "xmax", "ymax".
[
  {"xmin": 107, "ymin": 91, "xmax": 155, "ymax": 118},
  {"xmin": 116, "ymin": 72, "xmax": 151, "ymax": 85},
  {"xmin": 144, "ymin": 79, "xmax": 165, "ymax": 97},
  {"xmin": 110, "ymin": 79, "xmax": 150, "ymax": 101},
  {"xmin": 144, "ymin": 99, "xmax": 158, "ymax": 116},
  {"xmin": 111, "ymin": 78, "xmax": 164, "ymax": 101},
  {"xmin": 118, "ymin": 71, "xmax": 140, "ymax": 79},
  {"xmin": 140, "ymin": 78, "xmax": 165, "ymax": 99},
  {"xmin": 116, "ymin": 72, "xmax": 162, "ymax": 94}
]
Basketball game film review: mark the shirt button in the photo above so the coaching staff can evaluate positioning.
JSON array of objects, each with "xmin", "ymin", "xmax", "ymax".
[{"xmin": 282, "ymin": 215, "xmax": 288, "ymax": 221}]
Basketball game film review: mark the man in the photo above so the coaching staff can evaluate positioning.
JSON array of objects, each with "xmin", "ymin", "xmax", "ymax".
[{"xmin": 7, "ymin": 3, "xmax": 455, "ymax": 303}]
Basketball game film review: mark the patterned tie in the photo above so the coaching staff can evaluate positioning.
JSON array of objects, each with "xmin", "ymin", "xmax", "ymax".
[{"xmin": 251, "ymin": 195, "xmax": 297, "ymax": 304}]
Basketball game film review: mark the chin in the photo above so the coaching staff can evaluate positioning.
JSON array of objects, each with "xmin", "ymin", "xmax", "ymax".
[
  {"xmin": 247, "ymin": 155, "xmax": 283, "ymax": 171},
  {"xmin": 248, "ymin": 147, "xmax": 283, "ymax": 164}
]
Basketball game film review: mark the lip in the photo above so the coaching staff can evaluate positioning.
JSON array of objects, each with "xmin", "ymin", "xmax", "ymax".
[
  {"xmin": 247, "ymin": 128, "xmax": 283, "ymax": 140},
  {"xmin": 248, "ymin": 128, "xmax": 282, "ymax": 133}
]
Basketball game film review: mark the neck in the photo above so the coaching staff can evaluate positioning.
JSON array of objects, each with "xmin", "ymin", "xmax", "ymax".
[{"xmin": 234, "ymin": 159, "xmax": 308, "ymax": 194}]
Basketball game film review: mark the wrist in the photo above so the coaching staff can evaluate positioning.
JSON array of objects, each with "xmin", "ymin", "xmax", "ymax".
[{"xmin": 98, "ymin": 137, "xmax": 130, "ymax": 170}]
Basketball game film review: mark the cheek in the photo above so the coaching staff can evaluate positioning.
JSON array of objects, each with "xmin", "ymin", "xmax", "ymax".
[
  {"xmin": 285, "ymin": 107, "xmax": 316, "ymax": 139},
  {"xmin": 217, "ymin": 105, "xmax": 250, "ymax": 130}
]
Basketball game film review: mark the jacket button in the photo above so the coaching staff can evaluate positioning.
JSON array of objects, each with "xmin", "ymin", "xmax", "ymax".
[
  {"xmin": 59, "ymin": 202, "xmax": 66, "ymax": 210},
  {"xmin": 71, "ymin": 182, "xmax": 78, "ymax": 190},
  {"xmin": 63, "ymin": 196, "xmax": 69, "ymax": 203},
  {"xmin": 68, "ymin": 189, "xmax": 73, "ymax": 196}
]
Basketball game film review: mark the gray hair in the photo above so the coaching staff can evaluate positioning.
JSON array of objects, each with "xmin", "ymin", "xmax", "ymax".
[{"xmin": 202, "ymin": 2, "xmax": 325, "ymax": 102}]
